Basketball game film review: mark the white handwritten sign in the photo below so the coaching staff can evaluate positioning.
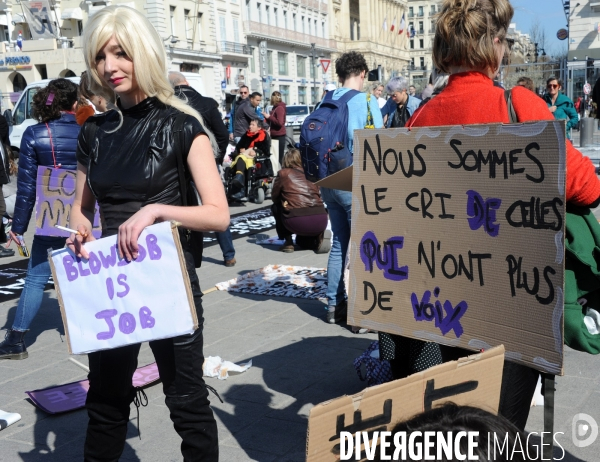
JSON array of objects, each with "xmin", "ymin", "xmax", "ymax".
[{"xmin": 49, "ymin": 222, "xmax": 198, "ymax": 354}]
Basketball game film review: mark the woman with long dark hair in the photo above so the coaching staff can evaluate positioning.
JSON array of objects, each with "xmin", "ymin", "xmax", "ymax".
[
  {"xmin": 264, "ymin": 91, "xmax": 286, "ymax": 165},
  {"xmin": 0, "ymin": 78, "xmax": 81, "ymax": 359}
]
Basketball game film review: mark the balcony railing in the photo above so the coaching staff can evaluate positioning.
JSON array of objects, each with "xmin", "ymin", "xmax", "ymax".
[
  {"xmin": 244, "ymin": 21, "xmax": 337, "ymax": 49},
  {"xmin": 217, "ymin": 41, "xmax": 251, "ymax": 55},
  {"xmin": 417, "ymin": 29, "xmax": 425, "ymax": 35},
  {"xmin": 408, "ymin": 12, "xmax": 414, "ymax": 18},
  {"xmin": 417, "ymin": 11, "xmax": 425, "ymax": 17}
]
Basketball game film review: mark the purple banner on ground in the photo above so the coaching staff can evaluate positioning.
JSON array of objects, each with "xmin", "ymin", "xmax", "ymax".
[
  {"xmin": 26, "ymin": 363, "xmax": 160, "ymax": 414},
  {"xmin": 35, "ymin": 166, "xmax": 102, "ymax": 238}
]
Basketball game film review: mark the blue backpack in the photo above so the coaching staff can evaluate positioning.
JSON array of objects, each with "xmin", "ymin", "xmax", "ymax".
[{"xmin": 299, "ymin": 89, "xmax": 359, "ymax": 182}]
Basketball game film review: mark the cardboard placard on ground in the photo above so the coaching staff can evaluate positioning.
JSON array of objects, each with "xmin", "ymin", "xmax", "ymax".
[
  {"xmin": 35, "ymin": 166, "xmax": 102, "ymax": 238},
  {"xmin": 49, "ymin": 222, "xmax": 198, "ymax": 354},
  {"xmin": 306, "ymin": 345, "xmax": 504, "ymax": 461},
  {"xmin": 334, "ymin": 122, "xmax": 565, "ymax": 375}
]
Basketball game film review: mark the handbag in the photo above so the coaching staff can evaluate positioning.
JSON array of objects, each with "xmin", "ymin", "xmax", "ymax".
[
  {"xmin": 173, "ymin": 113, "xmax": 204, "ymax": 268},
  {"xmin": 353, "ymin": 341, "xmax": 393, "ymax": 386}
]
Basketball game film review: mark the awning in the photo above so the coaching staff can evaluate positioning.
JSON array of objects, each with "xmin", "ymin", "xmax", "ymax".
[
  {"xmin": 61, "ymin": 8, "xmax": 83, "ymax": 20},
  {"xmin": 11, "ymin": 13, "xmax": 26, "ymax": 24}
]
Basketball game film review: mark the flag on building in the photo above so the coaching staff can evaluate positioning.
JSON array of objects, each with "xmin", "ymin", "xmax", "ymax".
[
  {"xmin": 390, "ymin": 16, "xmax": 396, "ymax": 32},
  {"xmin": 398, "ymin": 13, "xmax": 406, "ymax": 34}
]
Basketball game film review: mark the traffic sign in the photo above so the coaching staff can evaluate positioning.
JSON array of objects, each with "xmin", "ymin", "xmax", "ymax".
[
  {"xmin": 320, "ymin": 59, "xmax": 331, "ymax": 74},
  {"xmin": 584, "ymin": 82, "xmax": 592, "ymax": 95}
]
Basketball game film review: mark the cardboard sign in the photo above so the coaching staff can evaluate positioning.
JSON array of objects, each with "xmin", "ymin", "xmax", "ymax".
[
  {"xmin": 306, "ymin": 345, "xmax": 504, "ymax": 461},
  {"xmin": 344, "ymin": 122, "xmax": 566, "ymax": 374},
  {"xmin": 49, "ymin": 222, "xmax": 198, "ymax": 354},
  {"xmin": 35, "ymin": 166, "xmax": 102, "ymax": 238}
]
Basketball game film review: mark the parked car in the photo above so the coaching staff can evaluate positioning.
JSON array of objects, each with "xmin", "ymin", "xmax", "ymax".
[{"xmin": 4, "ymin": 77, "xmax": 80, "ymax": 153}]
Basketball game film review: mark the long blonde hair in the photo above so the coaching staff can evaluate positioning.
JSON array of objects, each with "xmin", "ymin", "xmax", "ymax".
[{"xmin": 82, "ymin": 6, "xmax": 217, "ymax": 152}]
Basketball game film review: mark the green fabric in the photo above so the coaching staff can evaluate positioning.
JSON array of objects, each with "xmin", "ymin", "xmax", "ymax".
[
  {"xmin": 544, "ymin": 92, "xmax": 579, "ymax": 138},
  {"xmin": 564, "ymin": 206, "xmax": 600, "ymax": 354}
]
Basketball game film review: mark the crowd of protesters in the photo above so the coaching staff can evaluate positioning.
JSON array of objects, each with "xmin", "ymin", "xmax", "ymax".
[{"xmin": 0, "ymin": 0, "xmax": 598, "ymax": 460}]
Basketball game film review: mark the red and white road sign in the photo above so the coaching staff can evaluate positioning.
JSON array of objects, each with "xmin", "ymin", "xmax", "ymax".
[
  {"xmin": 320, "ymin": 59, "xmax": 331, "ymax": 74},
  {"xmin": 584, "ymin": 83, "xmax": 592, "ymax": 95}
]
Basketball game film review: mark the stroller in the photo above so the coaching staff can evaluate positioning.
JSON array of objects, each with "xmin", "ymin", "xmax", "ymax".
[{"xmin": 224, "ymin": 152, "xmax": 275, "ymax": 204}]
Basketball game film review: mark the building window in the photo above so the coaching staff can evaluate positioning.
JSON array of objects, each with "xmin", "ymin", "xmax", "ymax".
[
  {"xmin": 420, "ymin": 57, "xmax": 425, "ymax": 69},
  {"xmin": 297, "ymin": 55, "xmax": 306, "ymax": 77},
  {"xmin": 197, "ymin": 13, "xmax": 203, "ymax": 42},
  {"xmin": 310, "ymin": 58, "xmax": 315, "ymax": 78},
  {"xmin": 233, "ymin": 18, "xmax": 240, "ymax": 43},
  {"xmin": 257, "ymin": 3, "xmax": 262, "ymax": 23},
  {"xmin": 274, "ymin": 8, "xmax": 278, "ymax": 27},
  {"xmin": 322, "ymin": 21, "xmax": 325, "ymax": 37},
  {"xmin": 267, "ymin": 50, "xmax": 273, "ymax": 74},
  {"xmin": 314, "ymin": 19, "xmax": 318, "ymax": 37},
  {"xmin": 246, "ymin": 0, "xmax": 251, "ymax": 22},
  {"xmin": 280, "ymin": 85, "xmax": 290, "ymax": 103},
  {"xmin": 311, "ymin": 87, "xmax": 319, "ymax": 105},
  {"xmin": 170, "ymin": 6, "xmax": 176, "ymax": 35},
  {"xmin": 411, "ymin": 58, "xmax": 415, "ymax": 68},
  {"xmin": 302, "ymin": 16, "xmax": 305, "ymax": 34},
  {"xmin": 278, "ymin": 52, "xmax": 288, "ymax": 75},
  {"xmin": 293, "ymin": 13, "xmax": 296, "ymax": 31},
  {"xmin": 408, "ymin": 6, "xmax": 413, "ymax": 18},
  {"xmin": 250, "ymin": 48, "xmax": 255, "ymax": 73},
  {"xmin": 77, "ymin": 20, "xmax": 83, "ymax": 36},
  {"xmin": 298, "ymin": 86, "xmax": 306, "ymax": 104},
  {"xmin": 184, "ymin": 9, "xmax": 191, "ymax": 40},
  {"xmin": 419, "ymin": 38, "xmax": 423, "ymax": 48},
  {"xmin": 431, "ymin": 5, "xmax": 436, "ymax": 14},
  {"xmin": 219, "ymin": 16, "xmax": 226, "ymax": 42},
  {"xmin": 419, "ymin": 21, "xmax": 423, "ymax": 33},
  {"xmin": 418, "ymin": 6, "xmax": 424, "ymax": 16},
  {"xmin": 410, "ymin": 39, "xmax": 414, "ymax": 49},
  {"xmin": 284, "ymin": 10, "xmax": 288, "ymax": 29},
  {"xmin": 266, "ymin": 6, "xmax": 270, "ymax": 25}
]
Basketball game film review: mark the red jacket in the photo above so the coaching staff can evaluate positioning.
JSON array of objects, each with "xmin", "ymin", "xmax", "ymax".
[
  {"xmin": 408, "ymin": 72, "xmax": 600, "ymax": 207},
  {"xmin": 269, "ymin": 102, "xmax": 287, "ymax": 137}
]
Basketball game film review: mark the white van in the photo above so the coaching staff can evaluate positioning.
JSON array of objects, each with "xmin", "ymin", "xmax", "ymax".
[{"xmin": 5, "ymin": 77, "xmax": 80, "ymax": 152}]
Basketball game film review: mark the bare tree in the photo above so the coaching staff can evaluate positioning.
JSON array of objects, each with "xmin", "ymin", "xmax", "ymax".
[{"xmin": 529, "ymin": 18, "xmax": 548, "ymax": 56}]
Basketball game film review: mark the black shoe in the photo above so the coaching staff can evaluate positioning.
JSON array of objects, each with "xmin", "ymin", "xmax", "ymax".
[
  {"xmin": 0, "ymin": 329, "xmax": 28, "ymax": 360},
  {"xmin": 230, "ymin": 190, "xmax": 246, "ymax": 201},
  {"xmin": 0, "ymin": 247, "xmax": 14, "ymax": 258},
  {"xmin": 326, "ymin": 300, "xmax": 347, "ymax": 324}
]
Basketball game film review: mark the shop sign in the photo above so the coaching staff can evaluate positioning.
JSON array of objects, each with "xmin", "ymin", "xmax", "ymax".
[{"xmin": 0, "ymin": 56, "xmax": 31, "ymax": 66}]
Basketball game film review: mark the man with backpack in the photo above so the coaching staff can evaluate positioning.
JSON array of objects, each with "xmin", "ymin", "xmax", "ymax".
[{"xmin": 302, "ymin": 51, "xmax": 383, "ymax": 325}]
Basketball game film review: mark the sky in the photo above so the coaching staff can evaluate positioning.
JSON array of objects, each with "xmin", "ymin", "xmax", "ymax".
[{"xmin": 511, "ymin": 0, "xmax": 569, "ymax": 55}]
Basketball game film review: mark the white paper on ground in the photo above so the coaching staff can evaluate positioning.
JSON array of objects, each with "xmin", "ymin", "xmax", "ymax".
[
  {"xmin": 0, "ymin": 409, "xmax": 21, "ymax": 430},
  {"xmin": 203, "ymin": 356, "xmax": 252, "ymax": 380},
  {"xmin": 531, "ymin": 375, "xmax": 544, "ymax": 407}
]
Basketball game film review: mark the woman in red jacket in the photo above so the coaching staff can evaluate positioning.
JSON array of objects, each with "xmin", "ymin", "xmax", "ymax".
[
  {"xmin": 264, "ymin": 91, "xmax": 286, "ymax": 165},
  {"xmin": 406, "ymin": 0, "xmax": 600, "ymax": 431}
]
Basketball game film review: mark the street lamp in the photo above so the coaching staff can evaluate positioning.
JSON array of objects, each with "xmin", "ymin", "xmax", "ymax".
[{"xmin": 310, "ymin": 43, "xmax": 324, "ymax": 105}]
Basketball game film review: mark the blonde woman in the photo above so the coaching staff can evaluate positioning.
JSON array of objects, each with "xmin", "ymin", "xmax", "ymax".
[
  {"xmin": 264, "ymin": 90, "xmax": 286, "ymax": 164},
  {"xmin": 67, "ymin": 6, "xmax": 228, "ymax": 460}
]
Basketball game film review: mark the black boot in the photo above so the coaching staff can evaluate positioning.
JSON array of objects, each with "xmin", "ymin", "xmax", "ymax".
[{"xmin": 0, "ymin": 329, "xmax": 28, "ymax": 360}]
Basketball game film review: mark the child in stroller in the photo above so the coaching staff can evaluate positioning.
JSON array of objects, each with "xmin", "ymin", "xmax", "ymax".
[{"xmin": 227, "ymin": 118, "xmax": 273, "ymax": 202}]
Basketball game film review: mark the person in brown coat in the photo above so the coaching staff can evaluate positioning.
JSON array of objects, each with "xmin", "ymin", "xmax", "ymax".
[
  {"xmin": 271, "ymin": 148, "xmax": 331, "ymax": 253},
  {"xmin": 264, "ymin": 91, "xmax": 287, "ymax": 165}
]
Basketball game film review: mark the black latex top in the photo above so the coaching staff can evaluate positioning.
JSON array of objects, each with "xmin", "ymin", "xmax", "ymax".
[{"xmin": 77, "ymin": 97, "xmax": 204, "ymax": 236}]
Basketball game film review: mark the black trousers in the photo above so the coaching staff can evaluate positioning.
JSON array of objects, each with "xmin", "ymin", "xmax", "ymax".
[
  {"xmin": 271, "ymin": 135, "xmax": 286, "ymax": 166},
  {"xmin": 440, "ymin": 345, "xmax": 539, "ymax": 431},
  {"xmin": 84, "ymin": 249, "xmax": 218, "ymax": 462}
]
